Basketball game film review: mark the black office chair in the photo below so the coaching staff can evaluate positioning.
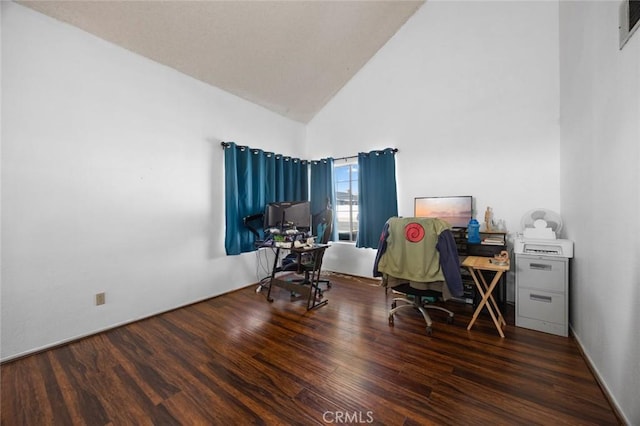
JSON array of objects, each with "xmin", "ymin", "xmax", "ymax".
[
  {"xmin": 376, "ymin": 217, "xmax": 459, "ymax": 335},
  {"xmin": 281, "ymin": 207, "xmax": 333, "ymax": 291},
  {"xmin": 311, "ymin": 207, "xmax": 333, "ymax": 290}
]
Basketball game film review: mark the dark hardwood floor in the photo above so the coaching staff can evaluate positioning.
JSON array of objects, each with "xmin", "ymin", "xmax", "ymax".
[{"xmin": 1, "ymin": 272, "xmax": 621, "ymax": 425}]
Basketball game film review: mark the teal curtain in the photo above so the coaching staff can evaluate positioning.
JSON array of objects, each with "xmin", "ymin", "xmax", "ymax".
[
  {"xmin": 278, "ymin": 156, "xmax": 308, "ymax": 201},
  {"xmin": 223, "ymin": 142, "xmax": 309, "ymax": 255},
  {"xmin": 310, "ymin": 158, "xmax": 337, "ymax": 241},
  {"xmin": 356, "ymin": 148, "xmax": 398, "ymax": 248}
]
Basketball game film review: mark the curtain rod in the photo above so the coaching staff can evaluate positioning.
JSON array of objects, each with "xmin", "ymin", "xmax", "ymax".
[
  {"xmin": 221, "ymin": 142, "xmax": 398, "ymax": 160},
  {"xmin": 333, "ymin": 154, "xmax": 358, "ymax": 162},
  {"xmin": 333, "ymin": 148, "xmax": 398, "ymax": 162}
]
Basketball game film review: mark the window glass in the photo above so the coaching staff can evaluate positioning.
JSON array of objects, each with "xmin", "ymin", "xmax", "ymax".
[{"xmin": 334, "ymin": 163, "xmax": 359, "ymax": 241}]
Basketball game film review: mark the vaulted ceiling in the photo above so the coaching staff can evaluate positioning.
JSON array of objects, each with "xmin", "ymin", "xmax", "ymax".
[{"xmin": 18, "ymin": 0, "xmax": 424, "ymax": 123}]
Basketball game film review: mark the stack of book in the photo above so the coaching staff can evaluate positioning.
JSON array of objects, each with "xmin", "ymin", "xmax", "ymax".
[{"xmin": 482, "ymin": 237, "xmax": 505, "ymax": 245}]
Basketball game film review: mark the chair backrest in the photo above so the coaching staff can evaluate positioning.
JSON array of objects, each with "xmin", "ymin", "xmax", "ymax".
[
  {"xmin": 320, "ymin": 209, "xmax": 333, "ymax": 244},
  {"xmin": 377, "ymin": 217, "xmax": 462, "ymax": 294},
  {"xmin": 314, "ymin": 208, "xmax": 334, "ymax": 244}
]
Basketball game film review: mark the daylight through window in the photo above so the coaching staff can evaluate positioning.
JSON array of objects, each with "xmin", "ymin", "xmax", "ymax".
[{"xmin": 334, "ymin": 162, "xmax": 358, "ymax": 241}]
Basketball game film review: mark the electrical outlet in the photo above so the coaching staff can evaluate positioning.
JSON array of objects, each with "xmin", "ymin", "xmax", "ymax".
[{"xmin": 95, "ymin": 292, "xmax": 106, "ymax": 306}]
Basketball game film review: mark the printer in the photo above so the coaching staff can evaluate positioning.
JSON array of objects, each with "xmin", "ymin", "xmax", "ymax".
[
  {"xmin": 514, "ymin": 216, "xmax": 573, "ymax": 258},
  {"xmin": 514, "ymin": 237, "xmax": 574, "ymax": 258}
]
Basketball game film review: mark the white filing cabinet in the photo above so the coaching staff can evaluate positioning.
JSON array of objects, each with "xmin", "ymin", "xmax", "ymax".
[{"xmin": 515, "ymin": 254, "xmax": 569, "ymax": 337}]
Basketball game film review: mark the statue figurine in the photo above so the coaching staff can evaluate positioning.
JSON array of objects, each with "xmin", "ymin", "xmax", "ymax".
[
  {"xmin": 493, "ymin": 250, "xmax": 509, "ymax": 265},
  {"xmin": 484, "ymin": 207, "xmax": 493, "ymax": 231}
]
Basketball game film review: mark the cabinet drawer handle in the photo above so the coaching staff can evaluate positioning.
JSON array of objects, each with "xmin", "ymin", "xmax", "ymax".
[
  {"xmin": 530, "ymin": 263, "xmax": 552, "ymax": 271},
  {"xmin": 530, "ymin": 294, "xmax": 552, "ymax": 303}
]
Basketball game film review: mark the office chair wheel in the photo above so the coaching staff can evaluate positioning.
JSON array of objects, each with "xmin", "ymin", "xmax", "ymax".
[
  {"xmin": 446, "ymin": 315, "xmax": 454, "ymax": 324},
  {"xmin": 391, "ymin": 301, "xmax": 397, "ymax": 309},
  {"xmin": 388, "ymin": 315, "xmax": 394, "ymax": 325},
  {"xmin": 425, "ymin": 326, "xmax": 433, "ymax": 336}
]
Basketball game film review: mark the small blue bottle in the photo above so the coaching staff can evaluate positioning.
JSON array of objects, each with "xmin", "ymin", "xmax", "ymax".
[{"xmin": 467, "ymin": 218, "xmax": 481, "ymax": 243}]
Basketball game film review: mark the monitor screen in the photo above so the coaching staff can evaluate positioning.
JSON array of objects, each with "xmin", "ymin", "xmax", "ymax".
[
  {"xmin": 264, "ymin": 201, "xmax": 311, "ymax": 231},
  {"xmin": 414, "ymin": 196, "xmax": 473, "ymax": 228}
]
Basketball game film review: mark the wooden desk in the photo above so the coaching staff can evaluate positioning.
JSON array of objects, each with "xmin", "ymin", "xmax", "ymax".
[
  {"xmin": 462, "ymin": 256, "xmax": 510, "ymax": 338},
  {"xmin": 266, "ymin": 244, "xmax": 329, "ymax": 310}
]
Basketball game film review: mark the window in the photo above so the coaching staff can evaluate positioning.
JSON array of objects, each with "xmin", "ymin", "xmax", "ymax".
[
  {"xmin": 620, "ymin": 0, "xmax": 640, "ymax": 49},
  {"xmin": 334, "ymin": 162, "xmax": 359, "ymax": 241}
]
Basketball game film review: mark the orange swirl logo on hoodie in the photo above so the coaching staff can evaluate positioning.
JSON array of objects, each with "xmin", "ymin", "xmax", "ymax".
[{"xmin": 405, "ymin": 222, "xmax": 425, "ymax": 243}]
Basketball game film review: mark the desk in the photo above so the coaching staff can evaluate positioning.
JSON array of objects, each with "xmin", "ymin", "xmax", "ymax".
[
  {"xmin": 266, "ymin": 244, "xmax": 329, "ymax": 310},
  {"xmin": 462, "ymin": 256, "xmax": 510, "ymax": 338}
]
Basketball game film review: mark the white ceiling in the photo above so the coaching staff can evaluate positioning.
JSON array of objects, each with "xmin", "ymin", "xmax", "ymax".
[{"xmin": 18, "ymin": 0, "xmax": 424, "ymax": 123}]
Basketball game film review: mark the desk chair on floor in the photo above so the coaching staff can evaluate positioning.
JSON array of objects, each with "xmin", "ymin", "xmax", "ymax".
[
  {"xmin": 375, "ymin": 217, "xmax": 461, "ymax": 335},
  {"xmin": 310, "ymin": 207, "xmax": 333, "ymax": 290},
  {"xmin": 281, "ymin": 207, "xmax": 333, "ymax": 292}
]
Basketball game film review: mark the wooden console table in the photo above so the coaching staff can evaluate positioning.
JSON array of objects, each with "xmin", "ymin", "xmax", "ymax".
[
  {"xmin": 462, "ymin": 255, "xmax": 510, "ymax": 338},
  {"xmin": 266, "ymin": 244, "xmax": 329, "ymax": 310}
]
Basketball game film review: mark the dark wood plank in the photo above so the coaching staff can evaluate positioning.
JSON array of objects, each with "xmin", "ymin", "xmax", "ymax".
[{"xmin": 0, "ymin": 273, "xmax": 622, "ymax": 425}]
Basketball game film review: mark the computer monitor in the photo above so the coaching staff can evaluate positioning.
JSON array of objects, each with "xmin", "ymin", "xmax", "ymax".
[
  {"xmin": 414, "ymin": 196, "xmax": 473, "ymax": 228},
  {"xmin": 264, "ymin": 201, "xmax": 311, "ymax": 232}
]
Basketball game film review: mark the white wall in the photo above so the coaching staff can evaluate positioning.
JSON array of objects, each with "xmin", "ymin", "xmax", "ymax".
[
  {"xmin": 307, "ymin": 1, "xmax": 561, "ymax": 291},
  {"xmin": 1, "ymin": 2, "xmax": 305, "ymax": 360},
  {"xmin": 559, "ymin": 2, "xmax": 639, "ymax": 424}
]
